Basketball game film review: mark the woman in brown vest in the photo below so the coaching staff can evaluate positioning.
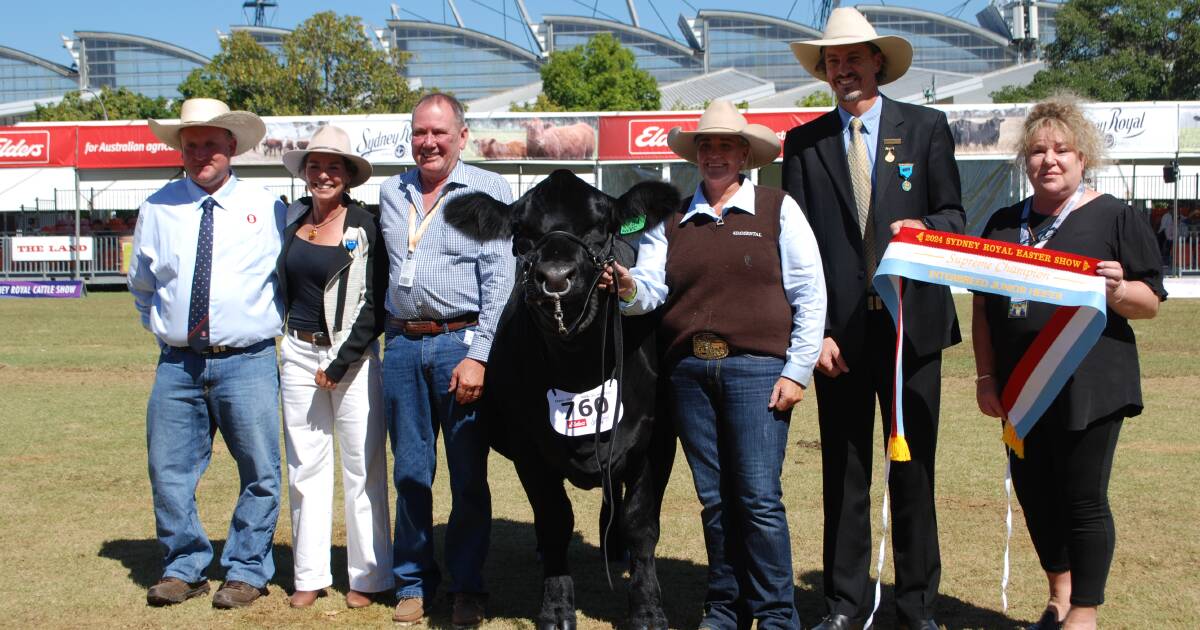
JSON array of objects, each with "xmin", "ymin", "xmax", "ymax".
[{"xmin": 602, "ymin": 100, "xmax": 827, "ymax": 630}]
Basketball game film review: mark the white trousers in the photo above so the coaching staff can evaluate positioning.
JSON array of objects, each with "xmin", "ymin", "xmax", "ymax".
[{"xmin": 280, "ymin": 333, "xmax": 394, "ymax": 592}]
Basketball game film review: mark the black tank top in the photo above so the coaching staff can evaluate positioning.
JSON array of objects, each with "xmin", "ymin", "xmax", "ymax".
[{"xmin": 285, "ymin": 238, "xmax": 348, "ymax": 333}]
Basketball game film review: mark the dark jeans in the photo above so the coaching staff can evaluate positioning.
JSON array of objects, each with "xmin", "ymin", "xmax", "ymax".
[
  {"xmin": 383, "ymin": 328, "xmax": 491, "ymax": 599},
  {"xmin": 669, "ymin": 354, "xmax": 801, "ymax": 630},
  {"xmin": 1010, "ymin": 411, "xmax": 1123, "ymax": 607}
]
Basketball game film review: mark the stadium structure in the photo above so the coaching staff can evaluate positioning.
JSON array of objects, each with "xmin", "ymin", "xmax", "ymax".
[{"xmin": 0, "ymin": 0, "xmax": 1060, "ymax": 121}]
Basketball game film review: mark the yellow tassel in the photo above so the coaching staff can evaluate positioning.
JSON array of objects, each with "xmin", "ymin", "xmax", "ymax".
[
  {"xmin": 1003, "ymin": 422, "xmax": 1025, "ymax": 459},
  {"xmin": 888, "ymin": 434, "xmax": 912, "ymax": 462}
]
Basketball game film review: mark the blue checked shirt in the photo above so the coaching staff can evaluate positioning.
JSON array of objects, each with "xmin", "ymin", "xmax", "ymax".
[
  {"xmin": 380, "ymin": 160, "xmax": 515, "ymax": 363},
  {"xmin": 128, "ymin": 173, "xmax": 287, "ymax": 347}
]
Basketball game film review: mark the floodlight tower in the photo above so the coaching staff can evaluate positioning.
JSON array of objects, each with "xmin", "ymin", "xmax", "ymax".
[
  {"xmin": 244, "ymin": 0, "xmax": 278, "ymax": 27},
  {"xmin": 814, "ymin": 0, "xmax": 841, "ymax": 28}
]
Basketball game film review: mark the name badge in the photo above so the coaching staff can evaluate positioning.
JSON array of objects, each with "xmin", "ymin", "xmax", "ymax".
[
  {"xmin": 398, "ymin": 256, "xmax": 416, "ymax": 288},
  {"xmin": 546, "ymin": 379, "xmax": 624, "ymax": 437}
]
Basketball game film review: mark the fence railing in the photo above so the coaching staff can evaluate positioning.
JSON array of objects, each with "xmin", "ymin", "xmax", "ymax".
[{"xmin": 1, "ymin": 235, "xmax": 127, "ymax": 282}]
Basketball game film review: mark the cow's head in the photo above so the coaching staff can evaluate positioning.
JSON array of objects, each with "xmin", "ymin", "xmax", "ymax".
[{"xmin": 445, "ymin": 169, "xmax": 679, "ymax": 337}]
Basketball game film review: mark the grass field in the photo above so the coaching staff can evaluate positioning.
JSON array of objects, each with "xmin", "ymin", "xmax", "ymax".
[{"xmin": 1, "ymin": 292, "xmax": 1197, "ymax": 629}]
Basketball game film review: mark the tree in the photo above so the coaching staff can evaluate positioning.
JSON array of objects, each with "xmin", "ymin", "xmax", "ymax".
[
  {"xmin": 522, "ymin": 33, "xmax": 659, "ymax": 111},
  {"xmin": 30, "ymin": 87, "xmax": 179, "ymax": 122},
  {"xmin": 181, "ymin": 12, "xmax": 420, "ymax": 115},
  {"xmin": 992, "ymin": 0, "xmax": 1200, "ymax": 102},
  {"xmin": 797, "ymin": 91, "xmax": 833, "ymax": 108}
]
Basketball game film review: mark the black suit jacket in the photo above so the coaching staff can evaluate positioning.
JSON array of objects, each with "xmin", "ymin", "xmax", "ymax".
[{"xmin": 783, "ymin": 97, "xmax": 963, "ymax": 362}]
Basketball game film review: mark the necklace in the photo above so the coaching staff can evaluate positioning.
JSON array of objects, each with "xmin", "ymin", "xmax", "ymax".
[{"xmin": 307, "ymin": 205, "xmax": 346, "ymax": 240}]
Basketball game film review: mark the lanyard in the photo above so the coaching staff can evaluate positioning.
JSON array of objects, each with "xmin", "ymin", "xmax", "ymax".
[
  {"xmin": 407, "ymin": 190, "xmax": 449, "ymax": 255},
  {"xmin": 1019, "ymin": 184, "xmax": 1086, "ymax": 249}
]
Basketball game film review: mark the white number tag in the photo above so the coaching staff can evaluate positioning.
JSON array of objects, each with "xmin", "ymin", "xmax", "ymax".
[{"xmin": 546, "ymin": 379, "xmax": 624, "ymax": 437}]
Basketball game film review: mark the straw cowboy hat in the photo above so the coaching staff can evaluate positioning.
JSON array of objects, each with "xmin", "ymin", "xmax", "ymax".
[
  {"xmin": 667, "ymin": 100, "xmax": 780, "ymax": 170},
  {"xmin": 789, "ymin": 7, "xmax": 913, "ymax": 85},
  {"xmin": 283, "ymin": 125, "xmax": 373, "ymax": 188},
  {"xmin": 148, "ymin": 98, "xmax": 266, "ymax": 156}
]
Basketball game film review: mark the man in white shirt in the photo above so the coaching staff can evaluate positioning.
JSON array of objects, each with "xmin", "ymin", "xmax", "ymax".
[{"xmin": 128, "ymin": 98, "xmax": 287, "ymax": 610}]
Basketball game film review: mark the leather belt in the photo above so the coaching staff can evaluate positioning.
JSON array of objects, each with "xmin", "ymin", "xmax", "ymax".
[
  {"xmin": 867, "ymin": 295, "xmax": 885, "ymax": 312},
  {"xmin": 692, "ymin": 332, "xmax": 730, "ymax": 360},
  {"xmin": 389, "ymin": 314, "xmax": 478, "ymax": 336},
  {"xmin": 290, "ymin": 328, "xmax": 331, "ymax": 347}
]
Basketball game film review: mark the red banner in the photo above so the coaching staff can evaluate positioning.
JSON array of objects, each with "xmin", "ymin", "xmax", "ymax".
[
  {"xmin": 0, "ymin": 127, "xmax": 75, "ymax": 167},
  {"xmin": 598, "ymin": 111, "xmax": 823, "ymax": 161},
  {"xmin": 77, "ymin": 124, "xmax": 181, "ymax": 169}
]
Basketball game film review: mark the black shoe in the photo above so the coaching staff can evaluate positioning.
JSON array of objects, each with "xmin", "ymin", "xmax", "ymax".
[
  {"xmin": 812, "ymin": 614, "xmax": 861, "ymax": 630},
  {"xmin": 899, "ymin": 620, "xmax": 940, "ymax": 630},
  {"xmin": 1027, "ymin": 608, "xmax": 1063, "ymax": 630}
]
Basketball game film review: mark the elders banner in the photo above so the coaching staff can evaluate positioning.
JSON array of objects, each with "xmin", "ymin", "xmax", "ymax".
[
  {"xmin": 0, "ymin": 127, "xmax": 75, "ymax": 167},
  {"xmin": 77, "ymin": 125, "xmax": 181, "ymax": 169},
  {"xmin": 597, "ymin": 110, "xmax": 822, "ymax": 161}
]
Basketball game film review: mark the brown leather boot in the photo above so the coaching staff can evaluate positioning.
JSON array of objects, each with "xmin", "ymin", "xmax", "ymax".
[
  {"xmin": 146, "ymin": 577, "xmax": 210, "ymax": 606},
  {"xmin": 212, "ymin": 580, "xmax": 268, "ymax": 609}
]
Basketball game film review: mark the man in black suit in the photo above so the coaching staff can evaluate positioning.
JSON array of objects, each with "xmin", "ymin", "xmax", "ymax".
[{"xmin": 781, "ymin": 8, "xmax": 964, "ymax": 630}]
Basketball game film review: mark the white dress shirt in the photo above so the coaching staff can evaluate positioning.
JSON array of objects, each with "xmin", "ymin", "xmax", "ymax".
[
  {"xmin": 622, "ymin": 179, "xmax": 827, "ymax": 386},
  {"xmin": 128, "ymin": 173, "xmax": 287, "ymax": 348}
]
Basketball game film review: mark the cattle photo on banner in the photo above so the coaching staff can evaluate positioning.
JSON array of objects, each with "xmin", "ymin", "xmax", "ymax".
[{"xmin": 871, "ymin": 226, "xmax": 1107, "ymax": 611}]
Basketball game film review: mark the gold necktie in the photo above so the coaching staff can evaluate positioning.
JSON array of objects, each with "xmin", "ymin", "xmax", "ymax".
[{"xmin": 848, "ymin": 117, "xmax": 875, "ymax": 283}]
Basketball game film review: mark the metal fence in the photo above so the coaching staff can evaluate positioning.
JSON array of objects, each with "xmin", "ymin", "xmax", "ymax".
[{"xmin": 1, "ymin": 234, "xmax": 127, "ymax": 283}]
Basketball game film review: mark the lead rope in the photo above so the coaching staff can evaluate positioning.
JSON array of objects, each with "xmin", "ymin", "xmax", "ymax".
[{"xmin": 594, "ymin": 264, "xmax": 622, "ymax": 590}]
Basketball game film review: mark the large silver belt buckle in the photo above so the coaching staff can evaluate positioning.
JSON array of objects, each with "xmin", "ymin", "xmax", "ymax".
[{"xmin": 692, "ymin": 333, "xmax": 729, "ymax": 360}]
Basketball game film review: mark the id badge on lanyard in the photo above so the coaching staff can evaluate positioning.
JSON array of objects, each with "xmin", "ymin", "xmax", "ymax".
[
  {"xmin": 401, "ymin": 192, "xmax": 447, "ymax": 289},
  {"xmin": 1009, "ymin": 184, "xmax": 1086, "ymax": 318}
]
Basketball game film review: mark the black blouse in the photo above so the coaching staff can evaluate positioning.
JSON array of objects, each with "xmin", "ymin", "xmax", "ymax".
[{"xmin": 980, "ymin": 194, "xmax": 1167, "ymax": 430}]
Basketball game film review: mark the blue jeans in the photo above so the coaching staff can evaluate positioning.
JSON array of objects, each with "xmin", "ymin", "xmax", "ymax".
[
  {"xmin": 146, "ymin": 340, "xmax": 281, "ymax": 588},
  {"xmin": 670, "ymin": 354, "xmax": 800, "ymax": 630},
  {"xmin": 384, "ymin": 328, "xmax": 491, "ymax": 598}
]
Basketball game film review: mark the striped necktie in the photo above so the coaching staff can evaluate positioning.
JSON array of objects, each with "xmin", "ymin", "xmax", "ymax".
[
  {"xmin": 187, "ymin": 197, "xmax": 215, "ymax": 352},
  {"xmin": 848, "ymin": 118, "xmax": 875, "ymax": 283}
]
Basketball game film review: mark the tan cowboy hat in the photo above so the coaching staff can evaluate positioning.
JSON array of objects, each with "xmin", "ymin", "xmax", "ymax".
[
  {"xmin": 789, "ymin": 7, "xmax": 913, "ymax": 85},
  {"xmin": 667, "ymin": 100, "xmax": 780, "ymax": 170},
  {"xmin": 148, "ymin": 98, "xmax": 265, "ymax": 156},
  {"xmin": 283, "ymin": 125, "xmax": 373, "ymax": 188}
]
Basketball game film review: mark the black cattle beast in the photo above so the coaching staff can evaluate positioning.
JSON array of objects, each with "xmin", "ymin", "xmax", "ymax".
[{"xmin": 445, "ymin": 169, "xmax": 680, "ymax": 630}]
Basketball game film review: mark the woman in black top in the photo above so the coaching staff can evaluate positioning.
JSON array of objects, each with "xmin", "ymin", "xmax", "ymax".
[
  {"xmin": 973, "ymin": 98, "xmax": 1165, "ymax": 630},
  {"xmin": 278, "ymin": 126, "xmax": 392, "ymax": 608}
]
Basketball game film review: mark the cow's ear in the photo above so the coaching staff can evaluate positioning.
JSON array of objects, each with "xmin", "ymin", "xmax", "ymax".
[
  {"xmin": 444, "ymin": 192, "xmax": 515, "ymax": 241},
  {"xmin": 614, "ymin": 180, "xmax": 681, "ymax": 232}
]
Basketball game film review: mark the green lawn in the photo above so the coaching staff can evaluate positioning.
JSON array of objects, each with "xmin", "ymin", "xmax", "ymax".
[{"xmin": 0, "ymin": 293, "xmax": 1197, "ymax": 628}]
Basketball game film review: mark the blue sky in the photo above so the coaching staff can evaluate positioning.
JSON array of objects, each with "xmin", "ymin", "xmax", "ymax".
[{"xmin": 7, "ymin": 0, "xmax": 988, "ymax": 66}]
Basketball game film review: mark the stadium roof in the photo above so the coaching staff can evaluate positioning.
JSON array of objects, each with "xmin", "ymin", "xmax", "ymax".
[
  {"xmin": 541, "ymin": 14, "xmax": 700, "ymax": 57},
  {"xmin": 73, "ymin": 31, "xmax": 211, "ymax": 65},
  {"xmin": 465, "ymin": 81, "xmax": 544, "ymax": 112},
  {"xmin": 386, "ymin": 20, "xmax": 544, "ymax": 65},
  {"xmin": 0, "ymin": 46, "xmax": 76, "ymax": 78},
  {"xmin": 661, "ymin": 68, "xmax": 775, "ymax": 109},
  {"xmin": 694, "ymin": 9, "xmax": 823, "ymax": 40},
  {"xmin": 854, "ymin": 5, "xmax": 1013, "ymax": 48}
]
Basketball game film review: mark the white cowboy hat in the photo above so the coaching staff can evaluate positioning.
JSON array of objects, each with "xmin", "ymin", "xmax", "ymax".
[
  {"xmin": 148, "ymin": 98, "xmax": 265, "ymax": 156},
  {"xmin": 667, "ymin": 100, "xmax": 780, "ymax": 170},
  {"xmin": 282, "ymin": 125, "xmax": 373, "ymax": 188},
  {"xmin": 789, "ymin": 8, "xmax": 913, "ymax": 85}
]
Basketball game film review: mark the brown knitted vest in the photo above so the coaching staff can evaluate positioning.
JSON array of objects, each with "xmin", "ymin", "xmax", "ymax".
[{"xmin": 661, "ymin": 185, "xmax": 792, "ymax": 365}]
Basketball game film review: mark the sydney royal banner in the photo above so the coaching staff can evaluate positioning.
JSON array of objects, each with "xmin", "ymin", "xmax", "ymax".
[{"xmin": 597, "ymin": 111, "xmax": 822, "ymax": 161}]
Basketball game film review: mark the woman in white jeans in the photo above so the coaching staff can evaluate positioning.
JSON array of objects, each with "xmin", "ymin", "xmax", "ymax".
[{"xmin": 277, "ymin": 126, "xmax": 392, "ymax": 608}]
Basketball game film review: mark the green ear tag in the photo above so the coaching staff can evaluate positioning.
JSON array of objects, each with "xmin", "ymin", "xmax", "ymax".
[{"xmin": 619, "ymin": 215, "xmax": 646, "ymax": 235}]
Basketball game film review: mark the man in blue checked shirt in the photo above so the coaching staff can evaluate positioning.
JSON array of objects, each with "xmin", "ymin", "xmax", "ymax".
[
  {"xmin": 128, "ymin": 98, "xmax": 287, "ymax": 610},
  {"xmin": 379, "ymin": 93, "xmax": 514, "ymax": 627}
]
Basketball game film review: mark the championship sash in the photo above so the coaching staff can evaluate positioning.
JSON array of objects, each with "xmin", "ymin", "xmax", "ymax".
[{"xmin": 873, "ymin": 228, "xmax": 1107, "ymax": 458}]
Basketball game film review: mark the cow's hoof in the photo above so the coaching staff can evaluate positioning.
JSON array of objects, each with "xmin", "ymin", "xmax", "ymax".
[
  {"xmin": 628, "ymin": 609, "xmax": 668, "ymax": 630},
  {"xmin": 536, "ymin": 620, "xmax": 577, "ymax": 630}
]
